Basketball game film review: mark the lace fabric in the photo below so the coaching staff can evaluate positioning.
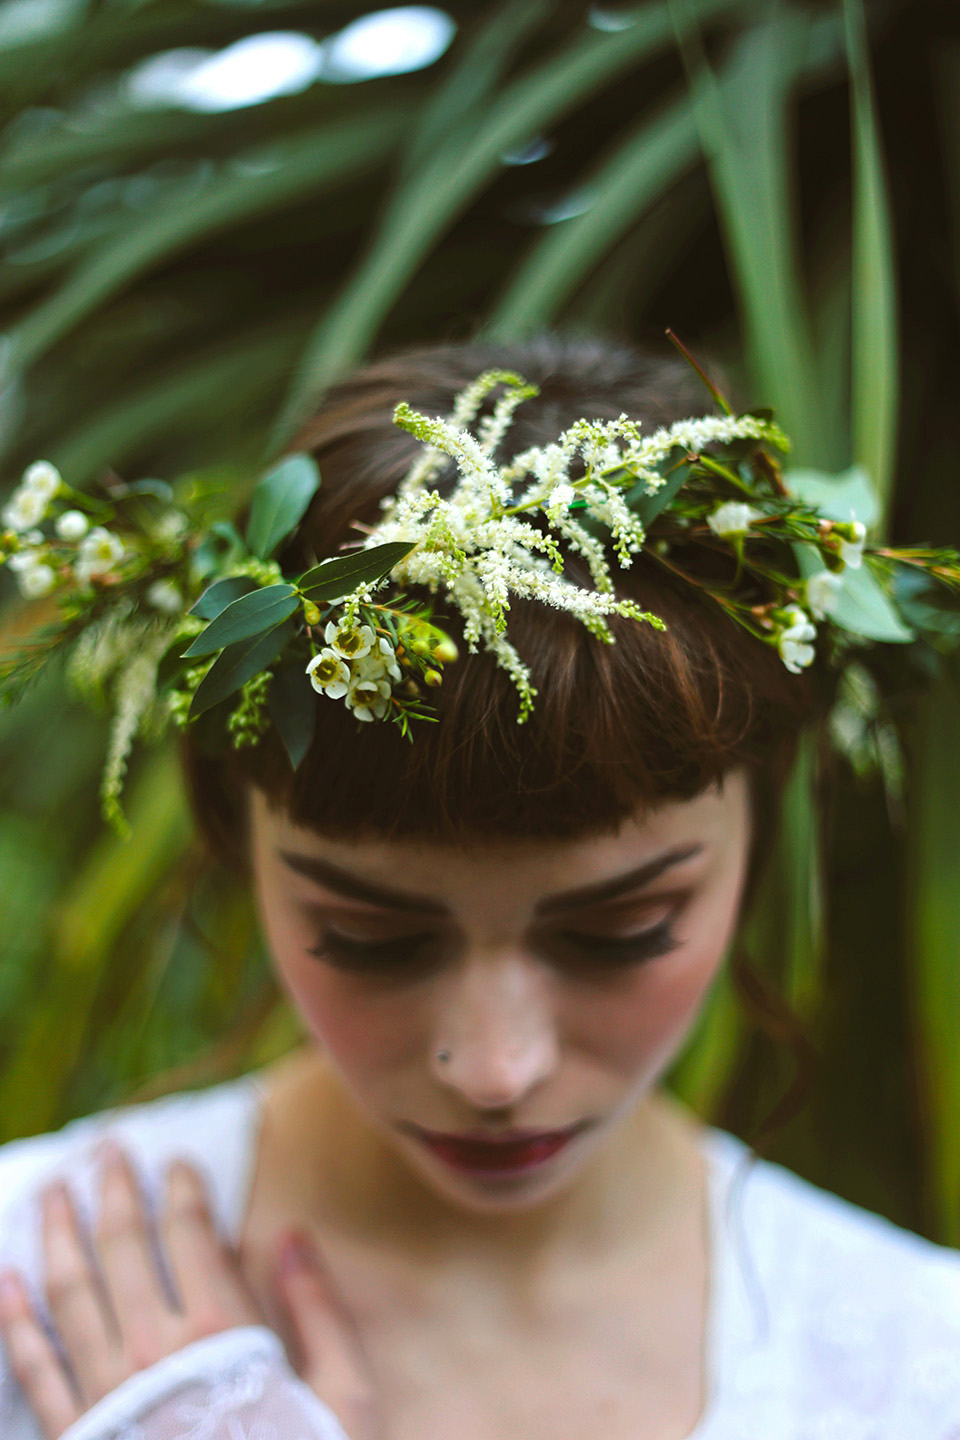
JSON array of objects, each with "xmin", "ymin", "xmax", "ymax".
[{"xmin": 60, "ymin": 1328, "xmax": 348, "ymax": 1440}]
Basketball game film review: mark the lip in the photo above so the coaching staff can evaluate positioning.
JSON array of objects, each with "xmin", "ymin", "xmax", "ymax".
[{"xmin": 404, "ymin": 1121, "xmax": 589, "ymax": 1179}]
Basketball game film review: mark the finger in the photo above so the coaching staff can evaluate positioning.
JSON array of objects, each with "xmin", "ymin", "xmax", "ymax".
[
  {"xmin": 94, "ymin": 1142, "xmax": 177, "ymax": 1369},
  {"xmin": 276, "ymin": 1232, "xmax": 373, "ymax": 1419},
  {"xmin": 42, "ymin": 1181, "xmax": 125, "ymax": 1404},
  {"xmin": 0, "ymin": 1269, "xmax": 81, "ymax": 1440},
  {"xmin": 161, "ymin": 1162, "xmax": 259, "ymax": 1333}
]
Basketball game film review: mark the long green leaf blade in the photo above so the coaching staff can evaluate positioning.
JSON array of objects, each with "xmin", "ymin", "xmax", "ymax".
[
  {"xmin": 245, "ymin": 454, "xmax": 320, "ymax": 561},
  {"xmin": 299, "ymin": 542, "xmax": 416, "ymax": 603},
  {"xmin": 843, "ymin": 0, "xmax": 899, "ymax": 524},
  {"xmin": 188, "ymin": 619, "xmax": 295, "ymax": 717},
  {"xmin": 183, "ymin": 585, "xmax": 299, "ymax": 658}
]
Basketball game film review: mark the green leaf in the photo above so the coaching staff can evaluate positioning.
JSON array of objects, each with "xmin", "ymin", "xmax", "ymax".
[
  {"xmin": 783, "ymin": 465, "xmax": 880, "ymax": 528},
  {"xmin": 189, "ymin": 576, "xmax": 258, "ymax": 621},
  {"xmin": 831, "ymin": 563, "xmax": 914, "ymax": 643},
  {"xmin": 268, "ymin": 664, "xmax": 318, "ymax": 771},
  {"xmin": 844, "ymin": 0, "xmax": 899, "ymax": 521},
  {"xmin": 299, "ymin": 542, "xmax": 415, "ymax": 604},
  {"xmin": 182, "ymin": 585, "xmax": 299, "ymax": 658},
  {"xmin": 244, "ymin": 454, "xmax": 321, "ymax": 561},
  {"xmin": 628, "ymin": 463, "xmax": 692, "ymax": 527},
  {"xmin": 188, "ymin": 620, "xmax": 295, "ymax": 720}
]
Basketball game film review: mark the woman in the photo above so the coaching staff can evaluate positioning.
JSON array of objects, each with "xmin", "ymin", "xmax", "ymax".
[{"xmin": 0, "ymin": 335, "xmax": 957, "ymax": 1439}]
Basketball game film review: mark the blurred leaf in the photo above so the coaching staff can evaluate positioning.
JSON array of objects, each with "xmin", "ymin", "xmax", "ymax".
[
  {"xmin": 784, "ymin": 465, "xmax": 880, "ymax": 528},
  {"xmin": 244, "ymin": 452, "xmax": 320, "ymax": 560},
  {"xmin": 832, "ymin": 564, "xmax": 914, "ymax": 643},
  {"xmin": 190, "ymin": 575, "xmax": 258, "ymax": 621},
  {"xmin": 276, "ymin": 0, "xmax": 740, "ymax": 442},
  {"xmin": 843, "ymin": 0, "xmax": 898, "ymax": 521},
  {"xmin": 6, "ymin": 114, "xmax": 404, "ymax": 373},
  {"xmin": 490, "ymin": 91, "xmax": 700, "ymax": 334},
  {"xmin": 908, "ymin": 675, "xmax": 960, "ymax": 1243},
  {"xmin": 183, "ymin": 584, "xmax": 298, "ymax": 658},
  {"xmin": 671, "ymin": 0, "xmax": 843, "ymax": 465}
]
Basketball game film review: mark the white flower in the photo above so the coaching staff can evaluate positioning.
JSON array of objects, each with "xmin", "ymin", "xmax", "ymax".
[
  {"xmin": 547, "ymin": 482, "xmax": 576, "ymax": 512},
  {"xmin": 75, "ymin": 526, "xmax": 125, "ymax": 584},
  {"xmin": 837, "ymin": 519, "xmax": 866, "ymax": 569},
  {"xmin": 776, "ymin": 605, "xmax": 817, "ymax": 673},
  {"xmin": 152, "ymin": 510, "xmax": 189, "ymax": 543},
  {"xmin": 55, "ymin": 509, "xmax": 90, "ymax": 542},
  {"xmin": 706, "ymin": 501, "xmax": 762, "ymax": 538},
  {"xmin": 306, "ymin": 648, "xmax": 350, "ymax": 699},
  {"xmin": 2, "ymin": 487, "xmax": 47, "ymax": 532},
  {"xmin": 357, "ymin": 635, "xmax": 402, "ymax": 684},
  {"xmin": 805, "ymin": 568, "xmax": 842, "ymax": 620},
  {"xmin": 324, "ymin": 620, "xmax": 375, "ymax": 661},
  {"xmin": 145, "ymin": 579, "xmax": 184, "ymax": 614},
  {"xmin": 345, "ymin": 673, "xmax": 391, "ymax": 722},
  {"xmin": 22, "ymin": 461, "xmax": 61, "ymax": 502},
  {"xmin": 17, "ymin": 561, "xmax": 56, "ymax": 599}
]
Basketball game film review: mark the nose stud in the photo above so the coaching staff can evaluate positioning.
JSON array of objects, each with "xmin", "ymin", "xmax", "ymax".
[{"xmin": 436, "ymin": 1049, "xmax": 451, "ymax": 1064}]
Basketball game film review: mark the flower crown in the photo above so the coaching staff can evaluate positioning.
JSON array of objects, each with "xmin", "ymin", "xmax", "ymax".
[{"xmin": 2, "ymin": 350, "xmax": 958, "ymax": 832}]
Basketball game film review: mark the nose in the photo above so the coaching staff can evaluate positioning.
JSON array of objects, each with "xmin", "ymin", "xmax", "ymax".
[{"xmin": 430, "ymin": 950, "xmax": 559, "ymax": 1110}]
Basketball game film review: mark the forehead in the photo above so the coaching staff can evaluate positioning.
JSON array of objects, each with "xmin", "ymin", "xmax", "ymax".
[{"xmin": 249, "ymin": 770, "xmax": 750, "ymax": 913}]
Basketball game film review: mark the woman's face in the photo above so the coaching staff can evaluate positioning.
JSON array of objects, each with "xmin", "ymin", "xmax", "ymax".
[{"xmin": 249, "ymin": 771, "xmax": 752, "ymax": 1214}]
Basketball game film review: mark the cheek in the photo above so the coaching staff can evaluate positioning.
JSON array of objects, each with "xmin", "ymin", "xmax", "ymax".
[{"xmin": 569, "ymin": 892, "xmax": 738, "ymax": 1081}]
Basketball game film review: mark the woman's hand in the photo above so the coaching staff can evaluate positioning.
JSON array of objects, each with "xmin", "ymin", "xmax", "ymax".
[{"xmin": 0, "ymin": 1142, "xmax": 379, "ymax": 1440}]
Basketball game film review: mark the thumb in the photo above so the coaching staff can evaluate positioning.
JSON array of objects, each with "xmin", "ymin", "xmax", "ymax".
[{"xmin": 276, "ymin": 1231, "xmax": 379, "ymax": 1440}]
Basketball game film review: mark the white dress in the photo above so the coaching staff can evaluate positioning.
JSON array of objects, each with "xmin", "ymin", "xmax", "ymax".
[{"xmin": 0, "ymin": 1073, "xmax": 959, "ymax": 1440}]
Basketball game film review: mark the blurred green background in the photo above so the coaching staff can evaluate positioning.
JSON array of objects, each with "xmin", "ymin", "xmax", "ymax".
[{"xmin": 1, "ymin": 0, "xmax": 958, "ymax": 1242}]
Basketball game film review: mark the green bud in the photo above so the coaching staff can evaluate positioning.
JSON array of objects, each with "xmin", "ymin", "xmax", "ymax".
[
  {"xmin": 302, "ymin": 600, "xmax": 322, "ymax": 625},
  {"xmin": 424, "ymin": 668, "xmax": 443, "ymax": 688},
  {"xmin": 431, "ymin": 635, "xmax": 458, "ymax": 664}
]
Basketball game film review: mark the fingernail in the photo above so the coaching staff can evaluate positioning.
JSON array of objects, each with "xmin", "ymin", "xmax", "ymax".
[
  {"xmin": 280, "ymin": 1232, "xmax": 315, "ymax": 1276},
  {"xmin": 97, "ymin": 1137, "xmax": 126, "ymax": 1169}
]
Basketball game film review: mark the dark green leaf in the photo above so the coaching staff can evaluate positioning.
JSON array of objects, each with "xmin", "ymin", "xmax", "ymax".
[
  {"xmin": 629, "ymin": 464, "xmax": 692, "ymax": 527},
  {"xmin": 268, "ymin": 664, "xmax": 318, "ymax": 771},
  {"xmin": 182, "ymin": 584, "xmax": 299, "ymax": 658},
  {"xmin": 188, "ymin": 620, "xmax": 295, "ymax": 720},
  {"xmin": 299, "ymin": 542, "xmax": 415, "ymax": 604},
  {"xmin": 244, "ymin": 454, "xmax": 321, "ymax": 561},
  {"xmin": 189, "ymin": 576, "xmax": 258, "ymax": 621}
]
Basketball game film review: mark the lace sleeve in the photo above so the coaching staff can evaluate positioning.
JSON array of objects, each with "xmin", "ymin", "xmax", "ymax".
[{"xmin": 59, "ymin": 1327, "xmax": 350, "ymax": 1440}]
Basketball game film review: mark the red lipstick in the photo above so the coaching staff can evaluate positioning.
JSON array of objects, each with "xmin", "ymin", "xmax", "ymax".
[{"xmin": 408, "ymin": 1123, "xmax": 587, "ymax": 1178}]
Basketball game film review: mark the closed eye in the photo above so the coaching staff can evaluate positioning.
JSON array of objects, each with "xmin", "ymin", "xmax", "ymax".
[
  {"xmin": 551, "ymin": 917, "xmax": 682, "ymax": 969},
  {"xmin": 308, "ymin": 928, "xmax": 443, "ymax": 976}
]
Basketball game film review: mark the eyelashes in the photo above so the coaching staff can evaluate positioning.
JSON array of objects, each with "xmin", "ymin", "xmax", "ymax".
[{"xmin": 308, "ymin": 917, "xmax": 682, "ymax": 977}]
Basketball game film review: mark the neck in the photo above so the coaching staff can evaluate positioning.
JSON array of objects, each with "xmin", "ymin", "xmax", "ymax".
[{"xmin": 276, "ymin": 1048, "xmax": 706, "ymax": 1277}]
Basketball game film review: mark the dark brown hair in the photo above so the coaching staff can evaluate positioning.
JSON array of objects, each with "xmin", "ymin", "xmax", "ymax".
[{"xmin": 184, "ymin": 333, "xmax": 814, "ymax": 864}]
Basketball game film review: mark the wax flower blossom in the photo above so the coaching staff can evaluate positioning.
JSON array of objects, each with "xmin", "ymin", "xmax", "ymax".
[
  {"xmin": 776, "ymin": 606, "xmax": 818, "ymax": 674},
  {"xmin": 707, "ymin": 501, "xmax": 762, "ymax": 538}
]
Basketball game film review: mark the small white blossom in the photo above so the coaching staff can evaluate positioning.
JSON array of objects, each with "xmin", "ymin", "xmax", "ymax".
[
  {"xmin": 75, "ymin": 526, "xmax": 125, "ymax": 584},
  {"xmin": 776, "ymin": 605, "xmax": 817, "ymax": 673},
  {"xmin": 21, "ymin": 461, "xmax": 61, "ymax": 502},
  {"xmin": 2, "ymin": 487, "xmax": 47, "ymax": 532},
  {"xmin": 145, "ymin": 579, "xmax": 184, "ymax": 614},
  {"xmin": 837, "ymin": 519, "xmax": 866, "ymax": 569},
  {"xmin": 306, "ymin": 648, "xmax": 351, "ymax": 699},
  {"xmin": 546, "ymin": 482, "xmax": 575, "ymax": 514},
  {"xmin": 55, "ymin": 509, "xmax": 90, "ymax": 542},
  {"xmin": 706, "ymin": 501, "xmax": 762, "ymax": 538},
  {"xmin": 357, "ymin": 635, "xmax": 402, "ymax": 684},
  {"xmin": 805, "ymin": 568, "xmax": 842, "ymax": 620},
  {"xmin": 152, "ymin": 510, "xmax": 189, "ymax": 543},
  {"xmin": 324, "ymin": 620, "xmax": 375, "ymax": 661},
  {"xmin": 345, "ymin": 673, "xmax": 391, "ymax": 722},
  {"xmin": 17, "ymin": 561, "xmax": 56, "ymax": 599}
]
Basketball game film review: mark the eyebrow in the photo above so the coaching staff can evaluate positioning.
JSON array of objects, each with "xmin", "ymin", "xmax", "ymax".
[{"xmin": 279, "ymin": 844, "xmax": 703, "ymax": 917}]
